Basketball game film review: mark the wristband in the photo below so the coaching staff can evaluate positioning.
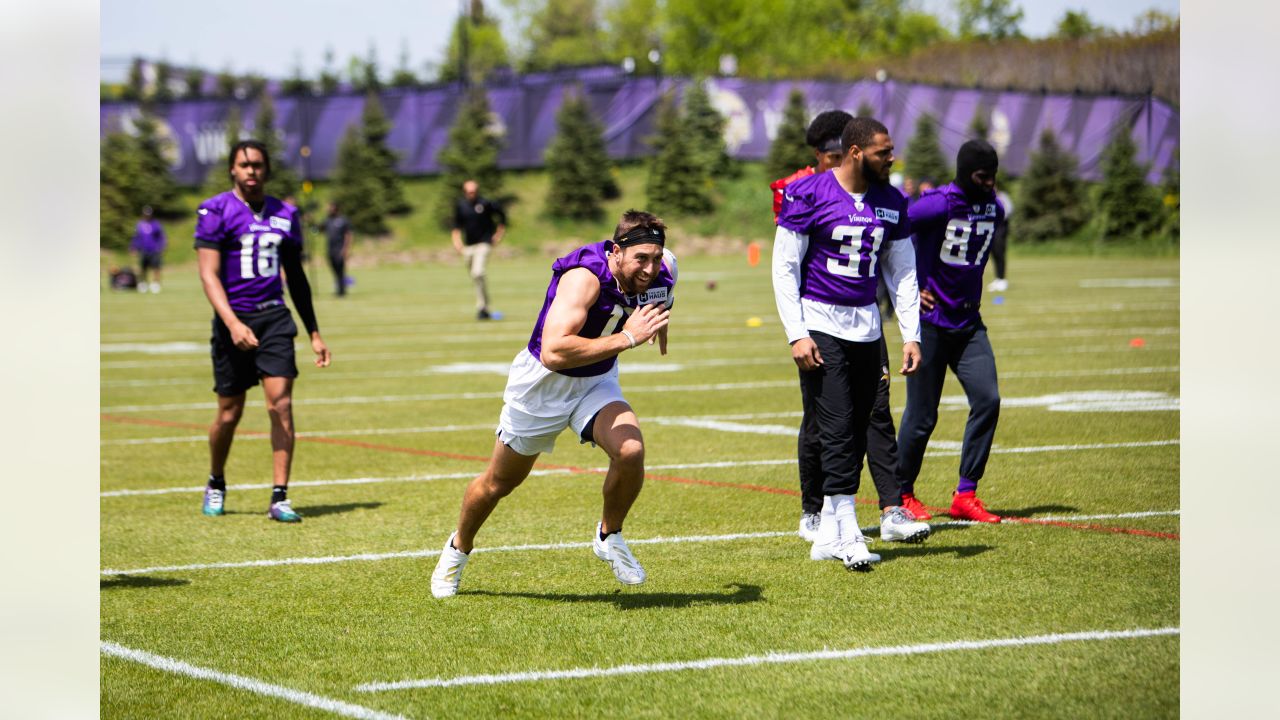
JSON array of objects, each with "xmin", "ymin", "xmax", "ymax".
[{"xmin": 621, "ymin": 329, "xmax": 637, "ymax": 348}]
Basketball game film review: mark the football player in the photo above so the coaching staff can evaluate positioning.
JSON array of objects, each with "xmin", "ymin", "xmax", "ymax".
[
  {"xmin": 431, "ymin": 210, "xmax": 676, "ymax": 597},
  {"xmin": 771, "ymin": 110, "xmax": 928, "ymax": 548},
  {"xmin": 195, "ymin": 140, "xmax": 331, "ymax": 523},
  {"xmin": 897, "ymin": 139, "xmax": 1006, "ymax": 524},
  {"xmin": 772, "ymin": 117, "xmax": 929, "ymax": 571}
]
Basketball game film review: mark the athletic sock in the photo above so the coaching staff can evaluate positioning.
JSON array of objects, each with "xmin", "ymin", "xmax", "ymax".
[
  {"xmin": 207, "ymin": 475, "xmax": 226, "ymax": 491},
  {"xmin": 956, "ymin": 477, "xmax": 978, "ymax": 495},
  {"xmin": 816, "ymin": 495, "xmax": 840, "ymax": 546},
  {"xmin": 831, "ymin": 494, "xmax": 860, "ymax": 540},
  {"xmin": 271, "ymin": 486, "xmax": 288, "ymax": 504},
  {"xmin": 600, "ymin": 526, "xmax": 621, "ymax": 541}
]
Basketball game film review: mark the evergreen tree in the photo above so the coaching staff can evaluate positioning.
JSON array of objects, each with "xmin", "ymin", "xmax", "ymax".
[
  {"xmin": 319, "ymin": 47, "xmax": 341, "ymax": 94},
  {"xmin": 356, "ymin": 45, "xmax": 383, "ymax": 93},
  {"xmin": 242, "ymin": 74, "xmax": 268, "ymax": 100},
  {"xmin": 1096, "ymin": 125, "xmax": 1161, "ymax": 239},
  {"xmin": 215, "ymin": 69, "xmax": 237, "ymax": 99},
  {"xmin": 201, "ymin": 106, "xmax": 243, "ymax": 199},
  {"xmin": 124, "ymin": 59, "xmax": 145, "ymax": 101},
  {"xmin": 968, "ymin": 104, "xmax": 990, "ymax": 140},
  {"xmin": 544, "ymin": 90, "xmax": 617, "ymax": 220},
  {"xmin": 331, "ymin": 125, "xmax": 390, "ymax": 235},
  {"xmin": 435, "ymin": 87, "xmax": 505, "ymax": 229},
  {"xmin": 153, "ymin": 62, "xmax": 175, "ymax": 102},
  {"xmin": 391, "ymin": 40, "xmax": 419, "ymax": 88},
  {"xmin": 856, "ymin": 100, "xmax": 876, "ymax": 118},
  {"xmin": 1017, "ymin": 128, "xmax": 1088, "ymax": 242},
  {"xmin": 766, "ymin": 88, "xmax": 811, "ymax": 181},
  {"xmin": 440, "ymin": 8, "xmax": 511, "ymax": 84},
  {"xmin": 253, "ymin": 94, "xmax": 301, "ymax": 200},
  {"xmin": 281, "ymin": 54, "xmax": 312, "ymax": 96},
  {"xmin": 646, "ymin": 89, "xmax": 712, "ymax": 215},
  {"xmin": 130, "ymin": 111, "xmax": 182, "ymax": 216},
  {"xmin": 359, "ymin": 92, "xmax": 409, "ymax": 214},
  {"xmin": 684, "ymin": 79, "xmax": 735, "ymax": 178},
  {"xmin": 100, "ymin": 132, "xmax": 143, "ymax": 250},
  {"xmin": 1159, "ymin": 150, "xmax": 1179, "ymax": 242},
  {"xmin": 185, "ymin": 67, "xmax": 205, "ymax": 99},
  {"xmin": 906, "ymin": 112, "xmax": 949, "ymax": 184}
]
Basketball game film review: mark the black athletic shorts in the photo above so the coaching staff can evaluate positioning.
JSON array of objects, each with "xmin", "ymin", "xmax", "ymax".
[
  {"xmin": 210, "ymin": 305, "xmax": 298, "ymax": 396},
  {"xmin": 139, "ymin": 252, "xmax": 163, "ymax": 270}
]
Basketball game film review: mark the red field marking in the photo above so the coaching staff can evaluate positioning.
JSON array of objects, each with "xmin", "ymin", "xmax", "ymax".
[{"xmin": 102, "ymin": 414, "xmax": 1177, "ymax": 540}]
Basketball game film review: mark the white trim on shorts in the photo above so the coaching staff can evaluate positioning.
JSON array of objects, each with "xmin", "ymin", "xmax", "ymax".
[{"xmin": 496, "ymin": 348, "xmax": 626, "ymax": 456}]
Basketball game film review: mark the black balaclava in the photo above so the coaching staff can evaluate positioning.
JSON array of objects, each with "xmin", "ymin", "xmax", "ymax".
[{"xmin": 955, "ymin": 139, "xmax": 999, "ymax": 199}]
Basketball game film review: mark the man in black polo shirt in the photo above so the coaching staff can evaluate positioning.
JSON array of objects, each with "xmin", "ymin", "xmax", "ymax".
[{"xmin": 451, "ymin": 179, "xmax": 507, "ymax": 320}]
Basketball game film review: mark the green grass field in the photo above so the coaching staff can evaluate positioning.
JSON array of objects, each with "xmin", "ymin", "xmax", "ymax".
[{"xmin": 101, "ymin": 252, "xmax": 1178, "ymax": 718}]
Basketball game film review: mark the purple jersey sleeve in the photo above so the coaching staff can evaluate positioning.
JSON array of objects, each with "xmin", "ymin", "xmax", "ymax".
[{"xmin": 194, "ymin": 195, "xmax": 227, "ymax": 247}]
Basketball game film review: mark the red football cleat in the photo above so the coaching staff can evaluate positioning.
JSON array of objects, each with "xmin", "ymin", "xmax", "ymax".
[
  {"xmin": 949, "ymin": 492, "xmax": 1001, "ymax": 523},
  {"xmin": 900, "ymin": 493, "xmax": 933, "ymax": 520}
]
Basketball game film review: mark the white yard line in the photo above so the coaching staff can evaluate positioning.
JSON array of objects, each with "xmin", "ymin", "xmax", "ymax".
[
  {"xmin": 99, "ymin": 531, "xmax": 794, "ymax": 576},
  {"xmin": 100, "ymin": 368, "xmax": 1178, "ymax": 413},
  {"xmin": 101, "ymin": 439, "xmax": 1179, "ymax": 497},
  {"xmin": 100, "ymin": 508, "xmax": 1178, "ymax": 577},
  {"xmin": 353, "ymin": 627, "xmax": 1180, "ymax": 691},
  {"xmin": 100, "ymin": 642, "xmax": 409, "ymax": 720}
]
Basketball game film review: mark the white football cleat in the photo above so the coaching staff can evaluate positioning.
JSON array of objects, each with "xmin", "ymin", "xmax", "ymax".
[
  {"xmin": 987, "ymin": 278, "xmax": 1008, "ymax": 293},
  {"xmin": 430, "ymin": 532, "xmax": 470, "ymax": 598},
  {"xmin": 797, "ymin": 513, "xmax": 821, "ymax": 542},
  {"xmin": 593, "ymin": 523, "xmax": 646, "ymax": 585},
  {"xmin": 810, "ymin": 537, "xmax": 881, "ymax": 567},
  {"xmin": 879, "ymin": 506, "xmax": 931, "ymax": 543}
]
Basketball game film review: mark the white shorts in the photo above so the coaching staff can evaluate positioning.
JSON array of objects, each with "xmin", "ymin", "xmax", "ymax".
[{"xmin": 497, "ymin": 348, "xmax": 627, "ymax": 456}]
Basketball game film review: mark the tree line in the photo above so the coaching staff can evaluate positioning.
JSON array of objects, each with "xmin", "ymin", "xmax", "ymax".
[{"xmin": 104, "ymin": 0, "xmax": 1178, "ymax": 103}]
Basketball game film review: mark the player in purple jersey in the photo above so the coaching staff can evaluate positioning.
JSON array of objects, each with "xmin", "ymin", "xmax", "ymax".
[
  {"xmin": 130, "ymin": 206, "xmax": 166, "ymax": 293},
  {"xmin": 195, "ymin": 140, "xmax": 331, "ymax": 523},
  {"xmin": 773, "ymin": 117, "xmax": 931, "ymax": 572},
  {"xmin": 897, "ymin": 139, "xmax": 1005, "ymax": 524},
  {"xmin": 772, "ymin": 111, "xmax": 920, "ymax": 546},
  {"xmin": 431, "ymin": 210, "xmax": 676, "ymax": 598}
]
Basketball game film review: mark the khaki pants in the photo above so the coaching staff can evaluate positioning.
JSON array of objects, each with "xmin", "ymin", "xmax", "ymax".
[{"xmin": 461, "ymin": 242, "xmax": 491, "ymax": 311}]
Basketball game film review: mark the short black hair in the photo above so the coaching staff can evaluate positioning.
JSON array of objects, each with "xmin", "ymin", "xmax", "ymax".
[
  {"xmin": 227, "ymin": 139, "xmax": 271, "ymax": 178},
  {"xmin": 841, "ymin": 117, "xmax": 889, "ymax": 153},
  {"xmin": 805, "ymin": 110, "xmax": 853, "ymax": 149}
]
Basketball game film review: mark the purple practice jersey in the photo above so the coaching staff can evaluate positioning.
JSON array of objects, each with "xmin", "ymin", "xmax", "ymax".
[
  {"xmin": 526, "ymin": 241, "xmax": 677, "ymax": 378},
  {"xmin": 909, "ymin": 182, "xmax": 1006, "ymax": 329},
  {"xmin": 776, "ymin": 171, "xmax": 912, "ymax": 308},
  {"xmin": 193, "ymin": 192, "xmax": 304, "ymax": 314},
  {"xmin": 131, "ymin": 219, "xmax": 166, "ymax": 254}
]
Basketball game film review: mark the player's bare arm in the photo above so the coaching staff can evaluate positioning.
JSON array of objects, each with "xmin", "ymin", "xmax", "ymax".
[
  {"xmin": 540, "ymin": 267, "xmax": 669, "ymax": 371},
  {"xmin": 197, "ymin": 247, "xmax": 258, "ymax": 350}
]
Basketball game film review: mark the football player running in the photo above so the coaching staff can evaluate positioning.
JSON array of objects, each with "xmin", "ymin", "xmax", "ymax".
[{"xmin": 431, "ymin": 210, "xmax": 677, "ymax": 597}]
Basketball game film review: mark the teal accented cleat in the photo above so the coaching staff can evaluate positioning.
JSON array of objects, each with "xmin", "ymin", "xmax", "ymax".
[
  {"xmin": 202, "ymin": 487, "xmax": 225, "ymax": 516},
  {"xmin": 268, "ymin": 499, "xmax": 302, "ymax": 523}
]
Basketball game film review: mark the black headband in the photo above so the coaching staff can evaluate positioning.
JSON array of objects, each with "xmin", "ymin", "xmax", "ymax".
[
  {"xmin": 816, "ymin": 137, "xmax": 844, "ymax": 154},
  {"xmin": 613, "ymin": 225, "xmax": 665, "ymax": 248}
]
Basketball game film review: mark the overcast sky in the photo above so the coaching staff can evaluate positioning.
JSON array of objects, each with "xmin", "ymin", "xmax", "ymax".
[{"xmin": 101, "ymin": 0, "xmax": 1180, "ymax": 81}]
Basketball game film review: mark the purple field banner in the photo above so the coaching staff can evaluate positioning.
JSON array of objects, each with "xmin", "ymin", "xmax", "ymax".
[{"xmin": 100, "ymin": 68, "xmax": 1178, "ymax": 187}]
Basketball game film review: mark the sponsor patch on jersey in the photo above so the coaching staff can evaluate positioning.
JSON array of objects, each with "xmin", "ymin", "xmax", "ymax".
[
  {"xmin": 986, "ymin": 203, "xmax": 997, "ymax": 216},
  {"xmin": 269, "ymin": 216, "xmax": 292, "ymax": 232},
  {"xmin": 874, "ymin": 207, "xmax": 900, "ymax": 223},
  {"xmin": 637, "ymin": 287, "xmax": 669, "ymax": 306}
]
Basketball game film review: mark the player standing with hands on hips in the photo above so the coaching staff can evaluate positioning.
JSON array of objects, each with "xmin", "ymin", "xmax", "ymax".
[
  {"xmin": 773, "ymin": 117, "xmax": 929, "ymax": 572},
  {"xmin": 195, "ymin": 140, "xmax": 331, "ymax": 523},
  {"xmin": 897, "ymin": 139, "xmax": 1006, "ymax": 524},
  {"xmin": 432, "ymin": 210, "xmax": 677, "ymax": 598}
]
